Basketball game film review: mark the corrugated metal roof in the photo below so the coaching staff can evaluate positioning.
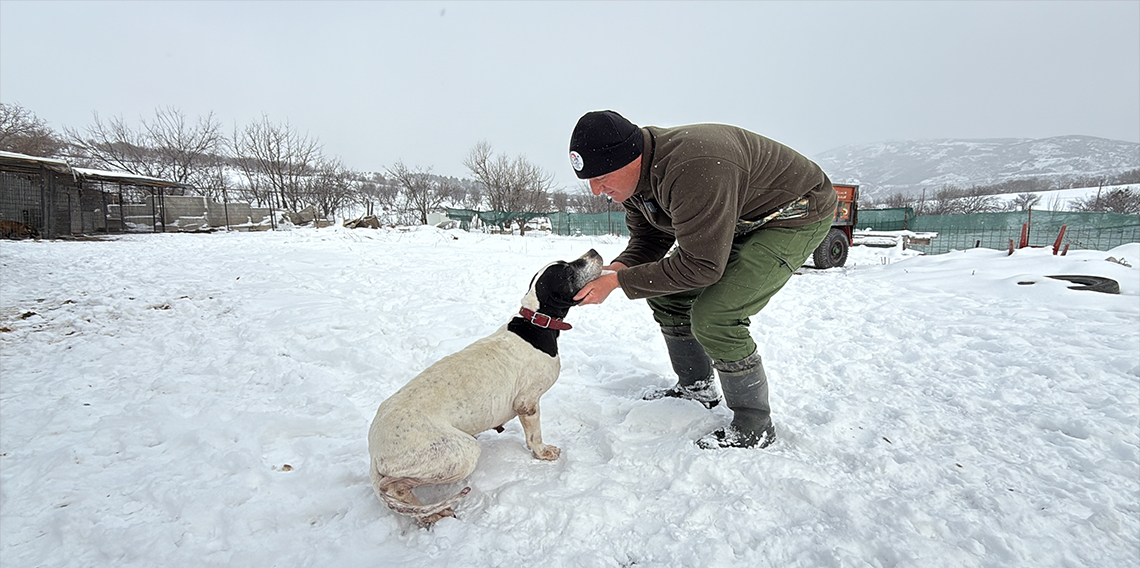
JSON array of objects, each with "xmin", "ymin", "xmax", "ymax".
[
  {"xmin": 71, "ymin": 167, "xmax": 189, "ymax": 188},
  {"xmin": 0, "ymin": 150, "xmax": 72, "ymax": 174},
  {"xmin": 0, "ymin": 151, "xmax": 189, "ymax": 188}
]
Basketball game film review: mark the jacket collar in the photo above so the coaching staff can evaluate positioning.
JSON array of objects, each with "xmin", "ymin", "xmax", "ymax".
[{"xmin": 633, "ymin": 128, "xmax": 655, "ymax": 200}]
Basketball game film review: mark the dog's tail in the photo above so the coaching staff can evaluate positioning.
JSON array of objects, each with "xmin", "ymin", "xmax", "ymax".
[{"xmin": 379, "ymin": 486, "xmax": 472, "ymax": 521}]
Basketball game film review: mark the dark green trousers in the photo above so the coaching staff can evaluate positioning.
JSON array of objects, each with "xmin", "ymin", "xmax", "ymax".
[{"xmin": 648, "ymin": 217, "xmax": 832, "ymax": 363}]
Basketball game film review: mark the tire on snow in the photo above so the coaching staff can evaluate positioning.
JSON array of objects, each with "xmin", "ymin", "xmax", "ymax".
[
  {"xmin": 812, "ymin": 228, "xmax": 849, "ymax": 269},
  {"xmin": 1046, "ymin": 275, "xmax": 1120, "ymax": 294}
]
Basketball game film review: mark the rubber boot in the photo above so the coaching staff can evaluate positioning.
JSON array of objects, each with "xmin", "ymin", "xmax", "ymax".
[
  {"xmin": 697, "ymin": 350, "xmax": 776, "ymax": 449},
  {"xmin": 643, "ymin": 326, "xmax": 721, "ymax": 409}
]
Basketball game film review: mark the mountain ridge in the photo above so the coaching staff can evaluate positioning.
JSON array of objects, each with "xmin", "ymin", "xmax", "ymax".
[{"xmin": 812, "ymin": 135, "xmax": 1139, "ymax": 201}]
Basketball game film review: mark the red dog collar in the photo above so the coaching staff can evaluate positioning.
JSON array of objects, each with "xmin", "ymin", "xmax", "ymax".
[{"xmin": 518, "ymin": 308, "xmax": 573, "ymax": 330}]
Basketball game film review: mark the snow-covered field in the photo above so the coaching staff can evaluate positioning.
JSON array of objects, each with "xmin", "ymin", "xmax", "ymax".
[
  {"xmin": 987, "ymin": 184, "xmax": 1139, "ymax": 211},
  {"xmin": 1, "ymin": 227, "xmax": 1137, "ymax": 567}
]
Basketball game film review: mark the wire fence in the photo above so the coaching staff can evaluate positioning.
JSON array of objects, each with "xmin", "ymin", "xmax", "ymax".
[
  {"xmin": 903, "ymin": 210, "xmax": 1139, "ymax": 254},
  {"xmin": 905, "ymin": 225, "xmax": 1140, "ymax": 255},
  {"xmin": 445, "ymin": 207, "xmax": 1138, "ymax": 255}
]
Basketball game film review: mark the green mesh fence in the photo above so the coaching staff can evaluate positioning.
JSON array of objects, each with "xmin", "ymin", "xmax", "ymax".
[
  {"xmin": 445, "ymin": 208, "xmax": 1138, "ymax": 253},
  {"xmin": 445, "ymin": 209, "xmax": 553, "ymax": 231},
  {"xmin": 907, "ymin": 211, "xmax": 1139, "ymax": 254},
  {"xmin": 447, "ymin": 209, "xmax": 629, "ymax": 236},
  {"xmin": 547, "ymin": 211, "xmax": 629, "ymax": 237},
  {"xmin": 446, "ymin": 208, "xmax": 478, "ymax": 230},
  {"xmin": 477, "ymin": 210, "xmax": 548, "ymax": 229},
  {"xmin": 858, "ymin": 208, "xmax": 915, "ymax": 231}
]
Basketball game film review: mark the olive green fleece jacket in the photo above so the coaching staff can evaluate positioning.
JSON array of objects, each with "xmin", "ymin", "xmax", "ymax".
[{"xmin": 613, "ymin": 124, "xmax": 838, "ymax": 299}]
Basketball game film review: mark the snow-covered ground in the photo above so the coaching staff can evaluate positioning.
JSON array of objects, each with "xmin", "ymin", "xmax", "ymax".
[
  {"xmin": 1, "ymin": 227, "xmax": 1137, "ymax": 567},
  {"xmin": 972, "ymin": 183, "xmax": 1137, "ymax": 211}
]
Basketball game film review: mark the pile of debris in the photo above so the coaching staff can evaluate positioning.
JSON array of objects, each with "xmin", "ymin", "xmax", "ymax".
[{"xmin": 344, "ymin": 216, "xmax": 381, "ymax": 229}]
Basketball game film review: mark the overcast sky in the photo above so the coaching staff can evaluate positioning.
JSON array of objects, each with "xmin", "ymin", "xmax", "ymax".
[{"xmin": 2, "ymin": 1, "xmax": 1138, "ymax": 190}]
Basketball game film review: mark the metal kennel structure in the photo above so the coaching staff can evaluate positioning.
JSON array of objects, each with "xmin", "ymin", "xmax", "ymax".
[{"xmin": 0, "ymin": 151, "xmax": 190, "ymax": 238}]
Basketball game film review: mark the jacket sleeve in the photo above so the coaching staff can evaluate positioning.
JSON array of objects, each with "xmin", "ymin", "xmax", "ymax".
[
  {"xmin": 616, "ymin": 158, "xmax": 743, "ymax": 299},
  {"xmin": 612, "ymin": 201, "xmax": 675, "ymax": 268}
]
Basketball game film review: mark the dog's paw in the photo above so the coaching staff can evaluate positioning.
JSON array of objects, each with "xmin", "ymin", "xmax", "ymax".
[
  {"xmin": 415, "ymin": 508, "xmax": 457, "ymax": 529},
  {"xmin": 532, "ymin": 444, "xmax": 561, "ymax": 461}
]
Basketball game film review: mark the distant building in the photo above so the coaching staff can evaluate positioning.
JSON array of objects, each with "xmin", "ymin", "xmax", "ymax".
[{"xmin": 0, "ymin": 151, "xmax": 279, "ymax": 238}]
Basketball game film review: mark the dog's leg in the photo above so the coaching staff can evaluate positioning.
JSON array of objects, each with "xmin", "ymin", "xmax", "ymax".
[{"xmin": 514, "ymin": 400, "xmax": 560, "ymax": 461}]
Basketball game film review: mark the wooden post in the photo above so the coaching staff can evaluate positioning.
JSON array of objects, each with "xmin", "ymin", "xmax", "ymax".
[{"xmin": 1052, "ymin": 225, "xmax": 1067, "ymax": 255}]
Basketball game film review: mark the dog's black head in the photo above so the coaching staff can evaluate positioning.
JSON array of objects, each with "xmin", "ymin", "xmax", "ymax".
[
  {"xmin": 511, "ymin": 249, "xmax": 604, "ymax": 356},
  {"xmin": 520, "ymin": 249, "xmax": 604, "ymax": 320}
]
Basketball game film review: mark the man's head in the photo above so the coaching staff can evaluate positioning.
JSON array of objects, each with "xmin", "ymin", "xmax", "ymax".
[{"xmin": 569, "ymin": 110, "xmax": 643, "ymax": 202}]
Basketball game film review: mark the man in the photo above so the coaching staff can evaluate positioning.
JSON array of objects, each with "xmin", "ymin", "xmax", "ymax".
[{"xmin": 570, "ymin": 110, "xmax": 836, "ymax": 449}]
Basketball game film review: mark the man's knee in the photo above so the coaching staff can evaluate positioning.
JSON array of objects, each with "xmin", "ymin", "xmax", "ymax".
[
  {"xmin": 689, "ymin": 311, "xmax": 756, "ymax": 363},
  {"xmin": 648, "ymin": 294, "xmax": 696, "ymax": 328}
]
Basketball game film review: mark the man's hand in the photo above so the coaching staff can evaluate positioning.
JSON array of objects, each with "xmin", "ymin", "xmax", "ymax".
[{"xmin": 574, "ymin": 263, "xmax": 628, "ymax": 305}]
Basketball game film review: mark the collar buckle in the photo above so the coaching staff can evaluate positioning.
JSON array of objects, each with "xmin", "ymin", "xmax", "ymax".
[{"xmin": 519, "ymin": 307, "xmax": 572, "ymax": 331}]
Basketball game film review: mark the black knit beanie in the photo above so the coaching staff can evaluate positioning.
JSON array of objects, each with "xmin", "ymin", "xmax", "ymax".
[{"xmin": 568, "ymin": 110, "xmax": 644, "ymax": 179}]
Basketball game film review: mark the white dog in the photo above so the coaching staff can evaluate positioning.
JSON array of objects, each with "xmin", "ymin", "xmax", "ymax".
[{"xmin": 369, "ymin": 250, "xmax": 603, "ymax": 527}]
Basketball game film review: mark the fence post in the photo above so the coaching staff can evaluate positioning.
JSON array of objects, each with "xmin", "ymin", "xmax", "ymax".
[
  {"xmin": 150, "ymin": 189, "xmax": 158, "ymax": 233},
  {"xmin": 1025, "ymin": 207, "xmax": 1033, "ymax": 246},
  {"xmin": 223, "ymin": 187, "xmax": 231, "ymax": 230}
]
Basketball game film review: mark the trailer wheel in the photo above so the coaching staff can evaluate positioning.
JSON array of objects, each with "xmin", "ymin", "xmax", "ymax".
[{"xmin": 812, "ymin": 228, "xmax": 849, "ymax": 269}]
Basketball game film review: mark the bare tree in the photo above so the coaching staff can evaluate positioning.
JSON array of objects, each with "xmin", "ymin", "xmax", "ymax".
[
  {"xmin": 66, "ymin": 112, "xmax": 157, "ymax": 176},
  {"xmin": 1072, "ymin": 188, "xmax": 1140, "ymax": 214},
  {"xmin": 387, "ymin": 161, "xmax": 450, "ymax": 225},
  {"xmin": 231, "ymin": 115, "xmax": 323, "ymax": 212},
  {"xmin": 307, "ymin": 158, "xmax": 357, "ymax": 219},
  {"xmin": 568, "ymin": 181, "xmax": 624, "ymax": 213},
  {"xmin": 437, "ymin": 176, "xmax": 467, "ymax": 208},
  {"xmin": 66, "ymin": 107, "xmax": 222, "ymax": 189},
  {"xmin": 549, "ymin": 190, "xmax": 571, "ymax": 212},
  {"xmin": 463, "ymin": 140, "xmax": 555, "ymax": 213},
  {"xmin": 882, "ymin": 191, "xmax": 915, "ymax": 210},
  {"xmin": 193, "ymin": 152, "xmax": 233, "ymax": 203},
  {"xmin": 957, "ymin": 186, "xmax": 1001, "ymax": 214},
  {"xmin": 927, "ymin": 186, "xmax": 964, "ymax": 215},
  {"xmin": 456, "ymin": 181, "xmax": 484, "ymax": 210},
  {"xmin": 143, "ymin": 107, "xmax": 224, "ymax": 189},
  {"xmin": 1011, "ymin": 192, "xmax": 1042, "ymax": 211},
  {"xmin": 355, "ymin": 172, "xmax": 401, "ymax": 218},
  {"xmin": 231, "ymin": 152, "xmax": 270, "ymax": 208},
  {"xmin": 0, "ymin": 102, "xmax": 65, "ymax": 157}
]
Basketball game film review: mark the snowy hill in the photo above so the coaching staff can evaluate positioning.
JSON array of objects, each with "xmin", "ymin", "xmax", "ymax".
[
  {"xmin": 1, "ymin": 227, "xmax": 1137, "ymax": 567},
  {"xmin": 813, "ymin": 136, "xmax": 1139, "ymax": 201}
]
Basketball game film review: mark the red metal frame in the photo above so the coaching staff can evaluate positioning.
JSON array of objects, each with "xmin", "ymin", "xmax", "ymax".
[{"xmin": 831, "ymin": 183, "xmax": 859, "ymax": 243}]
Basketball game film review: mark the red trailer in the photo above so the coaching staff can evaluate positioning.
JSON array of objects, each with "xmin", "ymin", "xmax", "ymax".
[{"xmin": 811, "ymin": 183, "xmax": 859, "ymax": 268}]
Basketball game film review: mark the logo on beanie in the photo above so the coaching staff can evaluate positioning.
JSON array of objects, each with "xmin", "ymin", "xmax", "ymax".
[{"xmin": 569, "ymin": 151, "xmax": 584, "ymax": 172}]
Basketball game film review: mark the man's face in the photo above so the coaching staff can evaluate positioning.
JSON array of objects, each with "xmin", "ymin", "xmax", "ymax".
[{"xmin": 587, "ymin": 157, "xmax": 641, "ymax": 203}]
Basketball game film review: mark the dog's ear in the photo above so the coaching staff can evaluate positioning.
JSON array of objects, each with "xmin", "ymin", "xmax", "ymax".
[{"xmin": 521, "ymin": 261, "xmax": 559, "ymax": 311}]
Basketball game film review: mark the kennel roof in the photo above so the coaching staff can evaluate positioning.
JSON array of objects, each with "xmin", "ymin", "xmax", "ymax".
[{"xmin": 0, "ymin": 151, "xmax": 189, "ymax": 189}]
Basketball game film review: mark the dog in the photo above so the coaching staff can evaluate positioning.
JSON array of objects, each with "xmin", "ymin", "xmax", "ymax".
[
  {"xmin": 0, "ymin": 220, "xmax": 38, "ymax": 239},
  {"xmin": 368, "ymin": 249, "xmax": 603, "ymax": 527}
]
